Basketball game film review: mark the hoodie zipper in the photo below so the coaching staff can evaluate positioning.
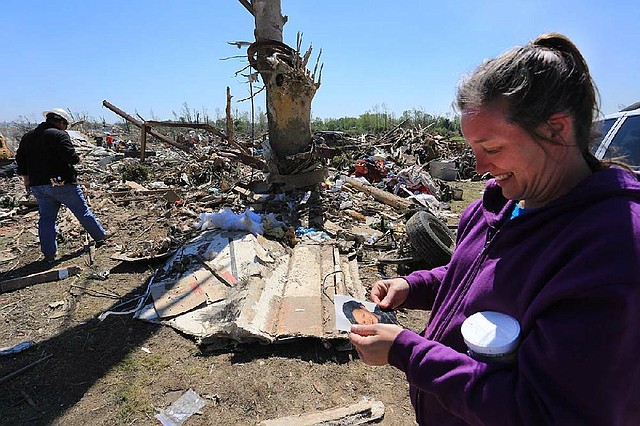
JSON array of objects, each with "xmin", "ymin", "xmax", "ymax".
[
  {"xmin": 429, "ymin": 225, "xmax": 500, "ymax": 342},
  {"xmin": 414, "ymin": 226, "xmax": 500, "ymax": 426},
  {"xmin": 416, "ymin": 227, "xmax": 500, "ymax": 424}
]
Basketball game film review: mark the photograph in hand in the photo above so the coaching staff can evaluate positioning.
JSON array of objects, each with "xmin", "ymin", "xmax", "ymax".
[{"xmin": 334, "ymin": 294, "xmax": 398, "ymax": 332}]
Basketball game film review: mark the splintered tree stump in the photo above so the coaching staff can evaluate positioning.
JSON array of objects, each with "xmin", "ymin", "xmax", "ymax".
[
  {"xmin": 248, "ymin": 40, "xmax": 320, "ymax": 176},
  {"xmin": 243, "ymin": 0, "xmax": 325, "ymax": 186}
]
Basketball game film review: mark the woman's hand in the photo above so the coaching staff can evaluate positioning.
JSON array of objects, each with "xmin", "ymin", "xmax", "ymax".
[
  {"xmin": 369, "ymin": 277, "xmax": 410, "ymax": 310},
  {"xmin": 348, "ymin": 324, "xmax": 403, "ymax": 366}
]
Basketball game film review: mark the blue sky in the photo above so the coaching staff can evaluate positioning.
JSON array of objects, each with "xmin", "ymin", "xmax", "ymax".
[{"xmin": 2, "ymin": 0, "xmax": 638, "ymax": 124}]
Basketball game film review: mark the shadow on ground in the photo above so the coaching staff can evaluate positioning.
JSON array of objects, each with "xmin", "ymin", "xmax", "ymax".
[
  {"xmin": 200, "ymin": 337, "xmax": 355, "ymax": 366},
  {"xmin": 0, "ymin": 276, "xmax": 158, "ymax": 425},
  {"xmin": 0, "ymin": 247, "xmax": 87, "ymax": 282},
  {"xmin": 0, "ymin": 262, "xmax": 358, "ymax": 425}
]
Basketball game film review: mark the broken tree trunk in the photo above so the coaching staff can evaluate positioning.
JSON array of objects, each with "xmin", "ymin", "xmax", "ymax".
[
  {"xmin": 251, "ymin": 0, "xmax": 286, "ymax": 42},
  {"xmin": 248, "ymin": 39, "xmax": 323, "ymax": 178},
  {"xmin": 243, "ymin": 0, "xmax": 324, "ymax": 185},
  {"xmin": 343, "ymin": 176, "xmax": 413, "ymax": 211}
]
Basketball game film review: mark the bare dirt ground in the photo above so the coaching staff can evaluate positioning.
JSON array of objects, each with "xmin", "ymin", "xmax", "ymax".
[{"xmin": 0, "ymin": 161, "xmax": 485, "ymax": 425}]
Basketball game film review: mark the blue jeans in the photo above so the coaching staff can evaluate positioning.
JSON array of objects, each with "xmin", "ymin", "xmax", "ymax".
[{"xmin": 30, "ymin": 184, "xmax": 106, "ymax": 258}]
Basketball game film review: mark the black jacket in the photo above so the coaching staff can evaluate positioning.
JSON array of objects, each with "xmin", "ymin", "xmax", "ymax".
[{"xmin": 16, "ymin": 122, "xmax": 79, "ymax": 186}]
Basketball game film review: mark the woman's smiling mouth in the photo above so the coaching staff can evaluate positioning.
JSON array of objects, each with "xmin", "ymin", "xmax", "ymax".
[{"xmin": 494, "ymin": 172, "xmax": 513, "ymax": 182}]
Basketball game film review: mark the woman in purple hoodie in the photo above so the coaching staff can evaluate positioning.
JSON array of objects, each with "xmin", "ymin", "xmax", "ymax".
[{"xmin": 349, "ymin": 33, "xmax": 640, "ymax": 425}]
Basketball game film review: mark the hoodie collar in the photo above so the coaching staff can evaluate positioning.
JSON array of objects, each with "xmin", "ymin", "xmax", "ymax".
[{"xmin": 481, "ymin": 167, "xmax": 640, "ymax": 226}]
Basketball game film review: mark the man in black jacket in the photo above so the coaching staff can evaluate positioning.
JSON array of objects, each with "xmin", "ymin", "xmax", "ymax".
[{"xmin": 16, "ymin": 108, "xmax": 109, "ymax": 263}]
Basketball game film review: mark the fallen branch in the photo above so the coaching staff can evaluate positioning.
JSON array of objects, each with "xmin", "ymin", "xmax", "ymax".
[
  {"xmin": 238, "ymin": 0, "xmax": 253, "ymax": 15},
  {"xmin": 0, "ymin": 354, "xmax": 53, "ymax": 385}
]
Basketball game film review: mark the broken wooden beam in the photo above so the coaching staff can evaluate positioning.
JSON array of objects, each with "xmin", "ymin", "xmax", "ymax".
[
  {"xmin": 102, "ymin": 100, "xmax": 190, "ymax": 152},
  {"xmin": 0, "ymin": 354, "xmax": 53, "ymax": 385},
  {"xmin": 140, "ymin": 124, "xmax": 148, "ymax": 162},
  {"xmin": 226, "ymin": 86, "xmax": 235, "ymax": 150},
  {"xmin": 258, "ymin": 400, "xmax": 385, "ymax": 425},
  {"xmin": 144, "ymin": 120, "xmax": 251, "ymax": 155},
  {"xmin": 343, "ymin": 176, "xmax": 412, "ymax": 211},
  {"xmin": 217, "ymin": 149, "xmax": 267, "ymax": 171},
  {"xmin": 1, "ymin": 266, "xmax": 81, "ymax": 293}
]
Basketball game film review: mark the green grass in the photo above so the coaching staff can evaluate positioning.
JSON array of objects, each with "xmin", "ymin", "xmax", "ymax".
[{"xmin": 111, "ymin": 352, "xmax": 172, "ymax": 421}]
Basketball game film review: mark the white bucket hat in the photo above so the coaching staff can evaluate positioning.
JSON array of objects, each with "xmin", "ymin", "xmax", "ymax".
[{"xmin": 43, "ymin": 108, "xmax": 72, "ymax": 124}]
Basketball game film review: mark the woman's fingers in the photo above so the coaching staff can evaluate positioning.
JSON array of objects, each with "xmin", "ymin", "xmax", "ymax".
[
  {"xmin": 348, "ymin": 324, "xmax": 403, "ymax": 366},
  {"xmin": 370, "ymin": 278, "xmax": 410, "ymax": 309}
]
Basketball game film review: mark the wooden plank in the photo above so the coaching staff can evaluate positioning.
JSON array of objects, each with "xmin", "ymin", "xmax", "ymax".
[
  {"xmin": 140, "ymin": 124, "xmax": 148, "ymax": 162},
  {"xmin": 102, "ymin": 100, "xmax": 191, "ymax": 152},
  {"xmin": 1, "ymin": 267, "xmax": 81, "ymax": 293},
  {"xmin": 258, "ymin": 400, "xmax": 385, "ymax": 425},
  {"xmin": 276, "ymin": 244, "xmax": 323, "ymax": 336}
]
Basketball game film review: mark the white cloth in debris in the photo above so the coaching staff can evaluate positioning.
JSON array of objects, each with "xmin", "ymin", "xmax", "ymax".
[
  {"xmin": 396, "ymin": 164, "xmax": 440, "ymax": 197},
  {"xmin": 194, "ymin": 207, "xmax": 264, "ymax": 235}
]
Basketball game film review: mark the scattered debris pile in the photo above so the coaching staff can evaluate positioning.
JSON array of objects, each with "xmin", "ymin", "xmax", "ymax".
[{"xmin": 0, "ymin": 122, "xmax": 479, "ymax": 348}]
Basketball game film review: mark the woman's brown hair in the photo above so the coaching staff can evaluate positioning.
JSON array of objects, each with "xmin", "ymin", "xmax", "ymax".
[{"xmin": 455, "ymin": 32, "xmax": 605, "ymax": 171}]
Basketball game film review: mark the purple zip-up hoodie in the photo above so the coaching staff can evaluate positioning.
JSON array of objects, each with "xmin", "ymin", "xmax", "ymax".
[{"xmin": 388, "ymin": 167, "xmax": 640, "ymax": 425}]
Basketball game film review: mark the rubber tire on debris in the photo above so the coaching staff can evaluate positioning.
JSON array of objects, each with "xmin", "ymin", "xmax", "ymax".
[{"xmin": 405, "ymin": 211, "xmax": 455, "ymax": 268}]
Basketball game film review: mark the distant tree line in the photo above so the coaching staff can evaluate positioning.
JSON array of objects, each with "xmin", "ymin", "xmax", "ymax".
[
  {"xmin": 172, "ymin": 102, "xmax": 461, "ymax": 138},
  {"xmin": 1, "ymin": 102, "xmax": 461, "ymax": 146},
  {"xmin": 312, "ymin": 107, "xmax": 461, "ymax": 137}
]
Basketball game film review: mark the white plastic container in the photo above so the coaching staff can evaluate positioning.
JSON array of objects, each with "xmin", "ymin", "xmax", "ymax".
[{"xmin": 461, "ymin": 311, "xmax": 520, "ymax": 363}]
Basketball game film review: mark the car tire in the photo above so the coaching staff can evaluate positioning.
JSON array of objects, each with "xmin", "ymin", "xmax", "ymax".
[{"xmin": 405, "ymin": 211, "xmax": 455, "ymax": 267}]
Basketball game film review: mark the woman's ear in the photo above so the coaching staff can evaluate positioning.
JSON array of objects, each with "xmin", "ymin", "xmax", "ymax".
[{"xmin": 543, "ymin": 112, "xmax": 573, "ymax": 144}]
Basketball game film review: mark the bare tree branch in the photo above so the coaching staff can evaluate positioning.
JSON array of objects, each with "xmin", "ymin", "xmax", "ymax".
[
  {"xmin": 237, "ymin": 85, "xmax": 266, "ymax": 102},
  {"xmin": 238, "ymin": 0, "xmax": 253, "ymax": 15},
  {"xmin": 219, "ymin": 55, "xmax": 248, "ymax": 61},
  {"xmin": 227, "ymin": 41, "xmax": 252, "ymax": 49}
]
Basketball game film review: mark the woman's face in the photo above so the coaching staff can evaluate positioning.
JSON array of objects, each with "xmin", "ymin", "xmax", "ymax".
[
  {"xmin": 461, "ymin": 105, "xmax": 573, "ymax": 208},
  {"xmin": 352, "ymin": 308, "xmax": 379, "ymax": 325}
]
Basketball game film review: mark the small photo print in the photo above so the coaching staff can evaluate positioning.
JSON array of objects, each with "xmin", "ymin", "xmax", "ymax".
[{"xmin": 334, "ymin": 294, "xmax": 398, "ymax": 332}]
